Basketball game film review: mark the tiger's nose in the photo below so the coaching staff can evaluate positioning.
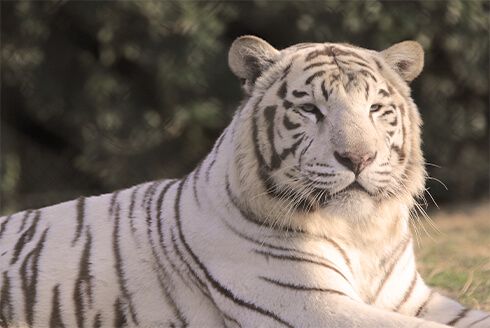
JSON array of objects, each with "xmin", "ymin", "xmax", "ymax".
[{"xmin": 334, "ymin": 151, "xmax": 377, "ymax": 175}]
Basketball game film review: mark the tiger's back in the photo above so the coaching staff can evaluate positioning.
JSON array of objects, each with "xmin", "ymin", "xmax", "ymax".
[{"xmin": 0, "ymin": 181, "xmax": 223, "ymax": 327}]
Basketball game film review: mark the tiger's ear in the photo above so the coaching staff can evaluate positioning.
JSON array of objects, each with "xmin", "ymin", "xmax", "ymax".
[
  {"xmin": 381, "ymin": 41, "xmax": 424, "ymax": 82},
  {"xmin": 228, "ymin": 36, "xmax": 280, "ymax": 89}
]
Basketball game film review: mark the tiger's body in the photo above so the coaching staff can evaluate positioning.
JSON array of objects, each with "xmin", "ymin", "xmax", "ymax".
[{"xmin": 1, "ymin": 36, "xmax": 489, "ymax": 328}]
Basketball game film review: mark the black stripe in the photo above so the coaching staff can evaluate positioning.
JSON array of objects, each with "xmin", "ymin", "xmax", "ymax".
[
  {"xmin": 156, "ymin": 181, "xmax": 178, "ymax": 242},
  {"xmin": 320, "ymin": 80, "xmax": 329, "ymax": 102},
  {"xmin": 391, "ymin": 145, "xmax": 405, "ymax": 162},
  {"xmin": 306, "ymin": 46, "xmax": 366, "ymax": 63},
  {"xmin": 223, "ymin": 220, "xmax": 341, "ymax": 268},
  {"xmin": 17, "ymin": 210, "xmax": 33, "ymax": 233},
  {"xmin": 277, "ymin": 81, "xmax": 288, "ymax": 99},
  {"xmin": 283, "ymin": 115, "xmax": 300, "ymax": 130},
  {"xmin": 0, "ymin": 271, "xmax": 13, "ymax": 325},
  {"xmin": 144, "ymin": 182, "xmax": 163, "ymax": 230},
  {"xmin": 279, "ymin": 135, "xmax": 304, "ymax": 159},
  {"xmin": 378, "ymin": 89, "xmax": 390, "ymax": 97},
  {"xmin": 73, "ymin": 229, "xmax": 93, "ymax": 328},
  {"xmin": 251, "ymin": 96, "xmax": 275, "ymax": 192},
  {"xmin": 72, "ymin": 197, "xmax": 86, "ymax": 245},
  {"xmin": 344, "ymin": 59, "xmax": 373, "ymax": 70},
  {"xmin": 49, "ymin": 284, "xmax": 65, "ymax": 328},
  {"xmin": 280, "ymin": 62, "xmax": 292, "ymax": 80},
  {"xmin": 0, "ymin": 215, "xmax": 12, "ymax": 240},
  {"xmin": 109, "ymin": 191, "xmax": 119, "ymax": 217},
  {"xmin": 128, "ymin": 186, "xmax": 140, "ymax": 236},
  {"xmin": 10, "ymin": 210, "xmax": 41, "ymax": 265},
  {"xmin": 330, "ymin": 46, "xmax": 366, "ymax": 61},
  {"xmin": 447, "ymin": 308, "xmax": 470, "ymax": 326},
  {"xmin": 192, "ymin": 160, "xmax": 204, "ymax": 207},
  {"xmin": 174, "ymin": 178, "xmax": 293, "ymax": 328},
  {"xmin": 304, "ymin": 61, "xmax": 332, "ymax": 71},
  {"xmin": 306, "ymin": 170, "xmax": 335, "ymax": 177},
  {"xmin": 283, "ymin": 100, "xmax": 293, "ymax": 109},
  {"xmin": 306, "ymin": 234, "xmax": 352, "ymax": 273},
  {"xmin": 113, "ymin": 203, "xmax": 139, "ymax": 325},
  {"xmin": 260, "ymin": 276, "xmax": 347, "ymax": 297},
  {"xmin": 468, "ymin": 315, "xmax": 490, "ymax": 327},
  {"xmin": 372, "ymin": 236, "xmax": 411, "ymax": 302},
  {"xmin": 393, "ymin": 270, "xmax": 418, "ymax": 311},
  {"xmin": 254, "ymin": 249, "xmax": 350, "ymax": 284},
  {"xmin": 414, "ymin": 290, "xmax": 434, "ymax": 317},
  {"xmin": 156, "ymin": 180, "xmax": 198, "ymax": 290},
  {"xmin": 170, "ymin": 227, "xmax": 208, "ymax": 292},
  {"xmin": 399, "ymin": 104, "xmax": 407, "ymax": 165},
  {"xmin": 292, "ymin": 90, "xmax": 308, "ymax": 98},
  {"xmin": 264, "ymin": 105, "xmax": 281, "ymax": 170},
  {"xmin": 359, "ymin": 69, "xmax": 377, "ymax": 82},
  {"xmin": 380, "ymin": 109, "xmax": 395, "ymax": 117},
  {"xmin": 92, "ymin": 313, "xmax": 102, "ymax": 328},
  {"xmin": 223, "ymin": 312, "xmax": 242, "ymax": 328},
  {"xmin": 224, "ymin": 174, "xmax": 288, "ymax": 231},
  {"xmin": 146, "ymin": 180, "xmax": 188, "ymax": 327},
  {"xmin": 305, "ymin": 70, "xmax": 325, "ymax": 84},
  {"xmin": 114, "ymin": 297, "xmax": 127, "ymax": 328},
  {"xmin": 142, "ymin": 182, "xmax": 156, "ymax": 208},
  {"xmin": 153, "ymin": 269, "xmax": 188, "ymax": 328},
  {"xmin": 20, "ymin": 227, "xmax": 49, "ymax": 326},
  {"xmin": 305, "ymin": 47, "xmax": 330, "ymax": 62}
]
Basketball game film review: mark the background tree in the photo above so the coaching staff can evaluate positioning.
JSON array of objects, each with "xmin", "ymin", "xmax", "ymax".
[{"xmin": 1, "ymin": 0, "xmax": 488, "ymax": 214}]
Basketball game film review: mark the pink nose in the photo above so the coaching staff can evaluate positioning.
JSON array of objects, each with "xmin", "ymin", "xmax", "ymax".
[{"xmin": 334, "ymin": 151, "xmax": 377, "ymax": 175}]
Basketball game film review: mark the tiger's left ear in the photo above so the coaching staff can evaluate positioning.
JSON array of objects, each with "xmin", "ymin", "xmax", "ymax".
[
  {"xmin": 381, "ymin": 41, "xmax": 424, "ymax": 82},
  {"xmin": 228, "ymin": 36, "xmax": 280, "ymax": 93}
]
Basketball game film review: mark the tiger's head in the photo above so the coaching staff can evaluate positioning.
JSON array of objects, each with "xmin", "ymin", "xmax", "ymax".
[{"xmin": 228, "ymin": 36, "xmax": 425, "ymax": 224}]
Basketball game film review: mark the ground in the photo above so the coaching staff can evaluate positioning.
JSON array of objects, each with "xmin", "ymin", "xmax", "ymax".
[{"xmin": 414, "ymin": 201, "xmax": 490, "ymax": 311}]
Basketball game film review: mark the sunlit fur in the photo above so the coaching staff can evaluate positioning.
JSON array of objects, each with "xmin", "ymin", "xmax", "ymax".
[{"xmin": 1, "ymin": 37, "xmax": 489, "ymax": 328}]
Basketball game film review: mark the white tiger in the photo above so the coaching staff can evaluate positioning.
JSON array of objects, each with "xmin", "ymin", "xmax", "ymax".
[{"xmin": 0, "ymin": 36, "xmax": 489, "ymax": 328}]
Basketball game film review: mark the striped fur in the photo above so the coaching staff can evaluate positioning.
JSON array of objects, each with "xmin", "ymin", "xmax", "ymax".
[{"xmin": 1, "ymin": 37, "xmax": 489, "ymax": 327}]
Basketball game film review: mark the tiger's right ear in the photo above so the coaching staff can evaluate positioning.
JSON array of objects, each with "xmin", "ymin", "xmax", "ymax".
[{"xmin": 228, "ymin": 36, "xmax": 280, "ymax": 92}]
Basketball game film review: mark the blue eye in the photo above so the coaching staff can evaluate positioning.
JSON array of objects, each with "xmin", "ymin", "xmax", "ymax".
[
  {"xmin": 370, "ymin": 104, "xmax": 382, "ymax": 112},
  {"xmin": 300, "ymin": 103, "xmax": 320, "ymax": 113},
  {"xmin": 298, "ymin": 103, "xmax": 324, "ymax": 121}
]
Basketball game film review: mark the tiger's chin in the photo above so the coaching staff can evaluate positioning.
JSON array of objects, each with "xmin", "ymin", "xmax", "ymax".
[{"xmin": 316, "ymin": 186, "xmax": 378, "ymax": 221}]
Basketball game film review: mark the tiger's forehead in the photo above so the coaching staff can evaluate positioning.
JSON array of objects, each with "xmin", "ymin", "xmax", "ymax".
[
  {"xmin": 277, "ymin": 43, "xmax": 382, "ymax": 101},
  {"xmin": 284, "ymin": 42, "xmax": 375, "ymax": 60}
]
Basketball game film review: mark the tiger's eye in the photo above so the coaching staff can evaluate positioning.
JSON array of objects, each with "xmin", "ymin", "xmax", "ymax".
[
  {"xmin": 299, "ymin": 103, "xmax": 324, "ymax": 121},
  {"xmin": 370, "ymin": 104, "xmax": 382, "ymax": 112},
  {"xmin": 300, "ymin": 103, "xmax": 320, "ymax": 113}
]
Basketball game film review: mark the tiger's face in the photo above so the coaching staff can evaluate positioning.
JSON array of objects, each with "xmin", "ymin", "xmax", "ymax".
[{"xmin": 229, "ymin": 36, "xmax": 426, "ymax": 218}]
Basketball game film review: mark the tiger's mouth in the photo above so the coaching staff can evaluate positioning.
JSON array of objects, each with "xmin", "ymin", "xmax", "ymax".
[
  {"xmin": 339, "ymin": 181, "xmax": 371, "ymax": 195},
  {"xmin": 308, "ymin": 181, "xmax": 378, "ymax": 210},
  {"xmin": 263, "ymin": 170, "xmax": 379, "ymax": 213}
]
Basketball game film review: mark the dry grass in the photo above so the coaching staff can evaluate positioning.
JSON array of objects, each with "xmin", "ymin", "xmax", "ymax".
[{"xmin": 414, "ymin": 201, "xmax": 490, "ymax": 311}]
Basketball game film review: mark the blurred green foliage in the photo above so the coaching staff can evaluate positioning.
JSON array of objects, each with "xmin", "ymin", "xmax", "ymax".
[{"xmin": 1, "ymin": 0, "xmax": 488, "ymax": 214}]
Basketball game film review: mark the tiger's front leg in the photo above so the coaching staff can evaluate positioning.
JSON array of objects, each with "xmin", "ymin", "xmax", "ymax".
[
  {"xmin": 414, "ymin": 290, "xmax": 490, "ymax": 327},
  {"xmin": 208, "ymin": 273, "xmax": 450, "ymax": 328},
  {"xmin": 369, "ymin": 239, "xmax": 489, "ymax": 328}
]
